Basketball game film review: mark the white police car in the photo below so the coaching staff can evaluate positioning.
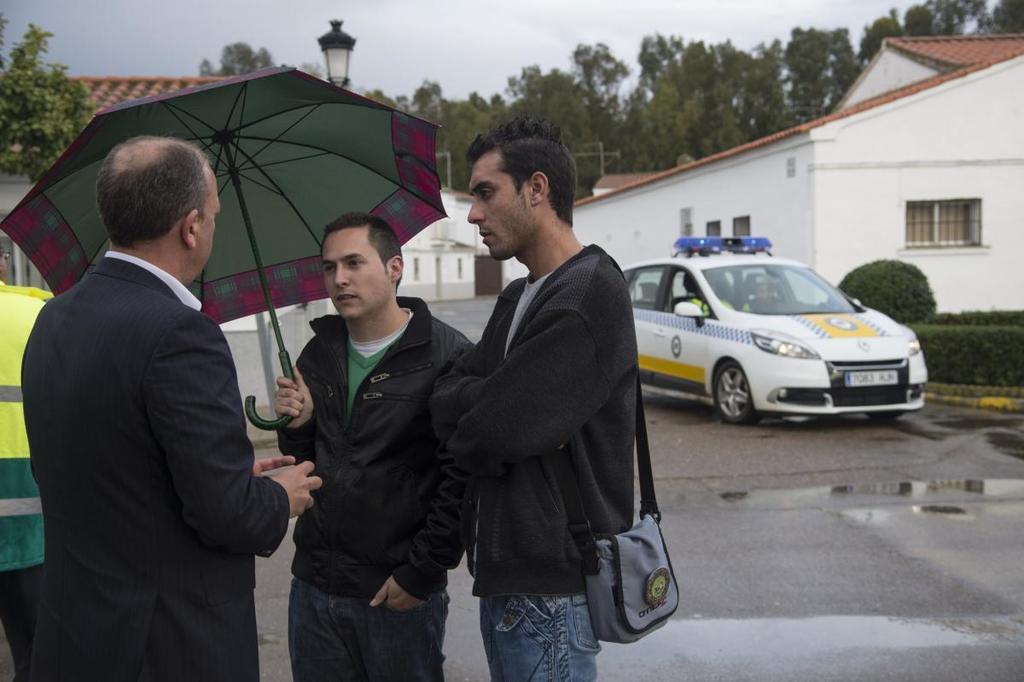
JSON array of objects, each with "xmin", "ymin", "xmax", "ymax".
[{"xmin": 625, "ymin": 237, "xmax": 927, "ymax": 424}]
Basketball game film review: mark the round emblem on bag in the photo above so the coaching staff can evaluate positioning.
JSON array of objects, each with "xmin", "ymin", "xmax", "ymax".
[{"xmin": 644, "ymin": 567, "xmax": 671, "ymax": 606}]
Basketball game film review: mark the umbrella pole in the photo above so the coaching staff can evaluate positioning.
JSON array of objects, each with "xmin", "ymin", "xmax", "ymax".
[{"xmin": 229, "ymin": 168, "xmax": 296, "ymax": 431}]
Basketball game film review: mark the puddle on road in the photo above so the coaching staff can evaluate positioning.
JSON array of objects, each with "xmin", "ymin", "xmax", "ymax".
[
  {"xmin": 718, "ymin": 479, "xmax": 1024, "ymax": 507},
  {"xmin": 987, "ymin": 430, "xmax": 1024, "ymax": 461},
  {"xmin": 601, "ymin": 615, "xmax": 1024, "ymax": 665}
]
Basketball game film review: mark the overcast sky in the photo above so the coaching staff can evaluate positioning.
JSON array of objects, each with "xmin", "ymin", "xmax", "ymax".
[{"xmin": 5, "ymin": 0, "xmax": 934, "ymax": 99}]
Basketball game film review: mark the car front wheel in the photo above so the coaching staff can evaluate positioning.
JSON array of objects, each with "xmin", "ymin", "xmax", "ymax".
[{"xmin": 714, "ymin": 361, "xmax": 760, "ymax": 425}]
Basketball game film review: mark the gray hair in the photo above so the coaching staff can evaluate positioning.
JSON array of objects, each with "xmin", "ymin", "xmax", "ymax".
[{"xmin": 96, "ymin": 136, "xmax": 210, "ymax": 247}]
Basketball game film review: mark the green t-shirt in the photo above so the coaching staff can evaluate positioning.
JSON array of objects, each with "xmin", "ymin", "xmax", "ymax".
[{"xmin": 346, "ymin": 340, "xmax": 393, "ymax": 418}]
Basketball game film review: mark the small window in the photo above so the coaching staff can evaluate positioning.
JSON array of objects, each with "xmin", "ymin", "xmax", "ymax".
[
  {"xmin": 786, "ymin": 157, "xmax": 796, "ymax": 178},
  {"xmin": 680, "ymin": 207, "xmax": 693, "ymax": 236},
  {"xmin": 457, "ymin": 258, "xmax": 463, "ymax": 280},
  {"xmin": 706, "ymin": 220, "xmax": 721, "ymax": 237},
  {"xmin": 627, "ymin": 267, "xmax": 665, "ymax": 311},
  {"xmin": 413, "ymin": 258, "xmax": 420, "ymax": 281},
  {"xmin": 906, "ymin": 199, "xmax": 981, "ymax": 247},
  {"xmin": 733, "ymin": 216, "xmax": 750, "ymax": 237}
]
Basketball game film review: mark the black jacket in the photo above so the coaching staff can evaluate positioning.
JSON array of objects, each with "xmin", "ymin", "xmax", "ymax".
[
  {"xmin": 430, "ymin": 245, "xmax": 638, "ymax": 596},
  {"xmin": 23, "ymin": 258, "xmax": 289, "ymax": 682},
  {"xmin": 278, "ymin": 297, "xmax": 471, "ymax": 599}
]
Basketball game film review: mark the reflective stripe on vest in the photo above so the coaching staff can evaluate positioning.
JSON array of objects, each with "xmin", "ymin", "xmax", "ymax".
[
  {"xmin": 0, "ymin": 497, "xmax": 41, "ymax": 517},
  {"xmin": 0, "ymin": 385, "xmax": 23, "ymax": 402}
]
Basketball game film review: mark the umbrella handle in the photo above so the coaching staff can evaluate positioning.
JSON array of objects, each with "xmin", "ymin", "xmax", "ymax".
[{"xmin": 246, "ymin": 350, "xmax": 295, "ymax": 431}]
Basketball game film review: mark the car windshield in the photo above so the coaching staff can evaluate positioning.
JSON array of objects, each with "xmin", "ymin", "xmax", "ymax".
[{"xmin": 702, "ymin": 263, "xmax": 856, "ymax": 315}]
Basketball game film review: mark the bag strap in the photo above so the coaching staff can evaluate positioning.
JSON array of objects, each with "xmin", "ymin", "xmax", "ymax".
[{"xmin": 554, "ymin": 374, "xmax": 658, "ymax": 575}]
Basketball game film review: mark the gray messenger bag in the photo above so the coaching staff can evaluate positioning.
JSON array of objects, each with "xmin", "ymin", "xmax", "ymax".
[{"xmin": 555, "ymin": 376, "xmax": 679, "ymax": 643}]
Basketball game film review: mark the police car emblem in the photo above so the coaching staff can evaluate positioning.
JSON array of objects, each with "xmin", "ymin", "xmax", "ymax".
[
  {"xmin": 644, "ymin": 567, "xmax": 671, "ymax": 606},
  {"xmin": 671, "ymin": 336, "xmax": 682, "ymax": 358},
  {"xmin": 826, "ymin": 317, "xmax": 857, "ymax": 331}
]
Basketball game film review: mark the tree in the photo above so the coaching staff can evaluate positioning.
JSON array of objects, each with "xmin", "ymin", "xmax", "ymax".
[
  {"xmin": 411, "ymin": 80, "xmax": 443, "ymax": 124},
  {"xmin": 0, "ymin": 17, "xmax": 93, "ymax": 181},
  {"xmin": 636, "ymin": 34, "xmax": 686, "ymax": 96},
  {"xmin": 199, "ymin": 42, "xmax": 274, "ymax": 76},
  {"xmin": 992, "ymin": 0, "xmax": 1024, "ymax": 31},
  {"xmin": 926, "ymin": 0, "xmax": 990, "ymax": 34},
  {"xmin": 859, "ymin": 9, "xmax": 904, "ymax": 63},
  {"xmin": 904, "ymin": 5, "xmax": 936, "ymax": 35},
  {"xmin": 784, "ymin": 27, "xmax": 860, "ymax": 121}
]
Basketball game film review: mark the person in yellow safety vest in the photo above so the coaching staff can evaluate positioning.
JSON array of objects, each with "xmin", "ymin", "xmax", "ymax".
[{"xmin": 0, "ymin": 246, "xmax": 51, "ymax": 682}]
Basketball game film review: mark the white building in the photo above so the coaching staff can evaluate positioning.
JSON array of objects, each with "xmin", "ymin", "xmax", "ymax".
[
  {"xmin": 573, "ymin": 35, "xmax": 1024, "ymax": 313},
  {"xmin": 400, "ymin": 190, "xmax": 477, "ymax": 301}
]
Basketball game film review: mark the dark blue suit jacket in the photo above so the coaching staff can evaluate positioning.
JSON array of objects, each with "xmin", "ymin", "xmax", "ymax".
[{"xmin": 22, "ymin": 257, "xmax": 289, "ymax": 681}]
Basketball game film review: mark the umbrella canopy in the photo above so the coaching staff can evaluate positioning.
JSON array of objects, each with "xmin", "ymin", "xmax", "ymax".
[
  {"xmin": 1, "ymin": 66, "xmax": 445, "ymax": 322},
  {"xmin": 1, "ymin": 67, "xmax": 446, "ymax": 428}
]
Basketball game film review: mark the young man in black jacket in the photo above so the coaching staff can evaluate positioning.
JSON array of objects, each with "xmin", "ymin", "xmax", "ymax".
[
  {"xmin": 430, "ymin": 119, "xmax": 638, "ymax": 681},
  {"xmin": 273, "ymin": 212, "xmax": 471, "ymax": 682}
]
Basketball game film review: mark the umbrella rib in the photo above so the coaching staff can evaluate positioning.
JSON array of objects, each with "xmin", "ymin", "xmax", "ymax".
[
  {"xmin": 237, "ymin": 135, "xmax": 445, "ymax": 215},
  {"xmin": 235, "ymin": 150, "xmax": 331, "ymax": 174},
  {"xmin": 234, "ymin": 135, "xmax": 399, "ymax": 192},
  {"xmin": 230, "ymin": 141, "xmax": 322, "ymax": 247},
  {"xmin": 161, "ymin": 101, "xmax": 219, "ymax": 136},
  {"xmin": 236, "ymin": 170, "xmax": 285, "ymax": 198},
  {"xmin": 221, "ymin": 83, "xmax": 247, "ymax": 137},
  {"xmin": 160, "ymin": 101, "xmax": 225, "ymax": 173},
  {"xmin": 233, "ymin": 102, "xmax": 327, "ymax": 134},
  {"xmin": 158, "ymin": 102, "xmax": 215, "ymax": 156},
  {"xmin": 241, "ymin": 103, "xmax": 324, "ymax": 166}
]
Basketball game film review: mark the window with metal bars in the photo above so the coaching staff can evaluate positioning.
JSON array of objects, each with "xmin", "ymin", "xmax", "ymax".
[{"xmin": 905, "ymin": 200, "xmax": 981, "ymax": 247}]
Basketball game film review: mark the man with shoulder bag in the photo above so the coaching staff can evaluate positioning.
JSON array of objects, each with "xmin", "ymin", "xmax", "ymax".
[{"xmin": 431, "ymin": 118, "xmax": 675, "ymax": 681}]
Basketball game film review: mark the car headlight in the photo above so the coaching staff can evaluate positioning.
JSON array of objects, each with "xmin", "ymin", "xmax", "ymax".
[
  {"xmin": 898, "ymin": 325, "xmax": 922, "ymax": 356},
  {"xmin": 750, "ymin": 330, "xmax": 821, "ymax": 360}
]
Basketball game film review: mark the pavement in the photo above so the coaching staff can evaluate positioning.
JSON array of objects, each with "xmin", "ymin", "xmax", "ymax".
[{"xmin": 5, "ymin": 297, "xmax": 1024, "ymax": 680}]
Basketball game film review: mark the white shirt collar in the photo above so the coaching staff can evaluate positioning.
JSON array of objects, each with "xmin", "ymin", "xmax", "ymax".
[{"xmin": 104, "ymin": 251, "xmax": 202, "ymax": 311}]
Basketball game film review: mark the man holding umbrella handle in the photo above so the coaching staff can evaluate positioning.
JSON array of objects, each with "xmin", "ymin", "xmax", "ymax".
[{"xmin": 274, "ymin": 213, "xmax": 471, "ymax": 682}]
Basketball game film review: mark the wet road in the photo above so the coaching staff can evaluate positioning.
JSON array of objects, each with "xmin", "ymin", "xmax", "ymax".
[
  {"xmin": 252, "ymin": 299, "xmax": 1024, "ymax": 681},
  {"xmin": 247, "ymin": 400, "xmax": 1024, "ymax": 681},
  {"xmin": 6, "ymin": 298, "xmax": 1022, "ymax": 680}
]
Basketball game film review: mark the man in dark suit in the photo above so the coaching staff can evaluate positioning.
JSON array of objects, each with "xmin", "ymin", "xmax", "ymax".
[{"xmin": 21, "ymin": 136, "xmax": 322, "ymax": 682}]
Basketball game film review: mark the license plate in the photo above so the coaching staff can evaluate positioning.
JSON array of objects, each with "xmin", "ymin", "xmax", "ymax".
[{"xmin": 844, "ymin": 370, "xmax": 898, "ymax": 387}]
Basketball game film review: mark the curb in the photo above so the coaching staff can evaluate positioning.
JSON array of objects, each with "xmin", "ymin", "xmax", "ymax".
[{"xmin": 925, "ymin": 392, "xmax": 1024, "ymax": 413}]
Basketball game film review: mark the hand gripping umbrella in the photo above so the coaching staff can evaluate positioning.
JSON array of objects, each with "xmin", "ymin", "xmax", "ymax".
[{"xmin": 0, "ymin": 67, "xmax": 446, "ymax": 430}]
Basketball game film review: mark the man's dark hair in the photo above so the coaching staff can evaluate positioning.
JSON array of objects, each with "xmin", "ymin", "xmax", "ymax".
[
  {"xmin": 96, "ymin": 136, "xmax": 209, "ymax": 247},
  {"xmin": 323, "ymin": 212, "xmax": 402, "ymax": 264},
  {"xmin": 466, "ymin": 117, "xmax": 576, "ymax": 226}
]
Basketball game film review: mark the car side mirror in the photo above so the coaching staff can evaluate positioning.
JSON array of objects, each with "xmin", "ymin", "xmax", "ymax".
[{"xmin": 673, "ymin": 301, "xmax": 704, "ymax": 317}]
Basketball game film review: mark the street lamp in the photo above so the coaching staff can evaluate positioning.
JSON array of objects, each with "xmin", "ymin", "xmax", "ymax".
[{"xmin": 318, "ymin": 19, "xmax": 356, "ymax": 87}]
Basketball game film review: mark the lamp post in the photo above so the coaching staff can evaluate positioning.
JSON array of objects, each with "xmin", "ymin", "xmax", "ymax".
[{"xmin": 318, "ymin": 19, "xmax": 356, "ymax": 87}]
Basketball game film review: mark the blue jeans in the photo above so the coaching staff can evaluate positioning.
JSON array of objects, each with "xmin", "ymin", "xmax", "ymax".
[
  {"xmin": 289, "ymin": 577, "xmax": 448, "ymax": 682},
  {"xmin": 480, "ymin": 593, "xmax": 601, "ymax": 681}
]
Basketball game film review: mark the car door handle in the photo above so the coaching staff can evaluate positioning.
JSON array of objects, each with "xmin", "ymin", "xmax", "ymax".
[{"xmin": 654, "ymin": 329, "xmax": 667, "ymax": 337}]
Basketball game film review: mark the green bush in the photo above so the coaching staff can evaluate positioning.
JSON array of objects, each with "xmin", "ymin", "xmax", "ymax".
[
  {"xmin": 839, "ymin": 260, "xmax": 936, "ymax": 324},
  {"xmin": 929, "ymin": 310, "xmax": 1024, "ymax": 327},
  {"xmin": 910, "ymin": 325, "xmax": 1024, "ymax": 387}
]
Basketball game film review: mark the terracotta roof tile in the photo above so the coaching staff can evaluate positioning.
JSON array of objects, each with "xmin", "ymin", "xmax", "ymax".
[
  {"xmin": 593, "ymin": 172, "xmax": 659, "ymax": 190},
  {"xmin": 886, "ymin": 34, "xmax": 1024, "ymax": 67},
  {"xmin": 77, "ymin": 76, "xmax": 224, "ymax": 111},
  {"xmin": 577, "ymin": 46, "xmax": 1023, "ymax": 208}
]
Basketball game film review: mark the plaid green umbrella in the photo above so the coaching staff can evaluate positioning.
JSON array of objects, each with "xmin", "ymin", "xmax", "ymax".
[{"xmin": 0, "ymin": 67, "xmax": 445, "ymax": 429}]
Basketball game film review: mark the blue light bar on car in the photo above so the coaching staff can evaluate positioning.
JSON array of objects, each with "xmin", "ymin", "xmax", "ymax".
[
  {"xmin": 673, "ymin": 236, "xmax": 773, "ymax": 257},
  {"xmin": 673, "ymin": 237, "xmax": 722, "ymax": 256},
  {"xmin": 723, "ymin": 237, "xmax": 773, "ymax": 253}
]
